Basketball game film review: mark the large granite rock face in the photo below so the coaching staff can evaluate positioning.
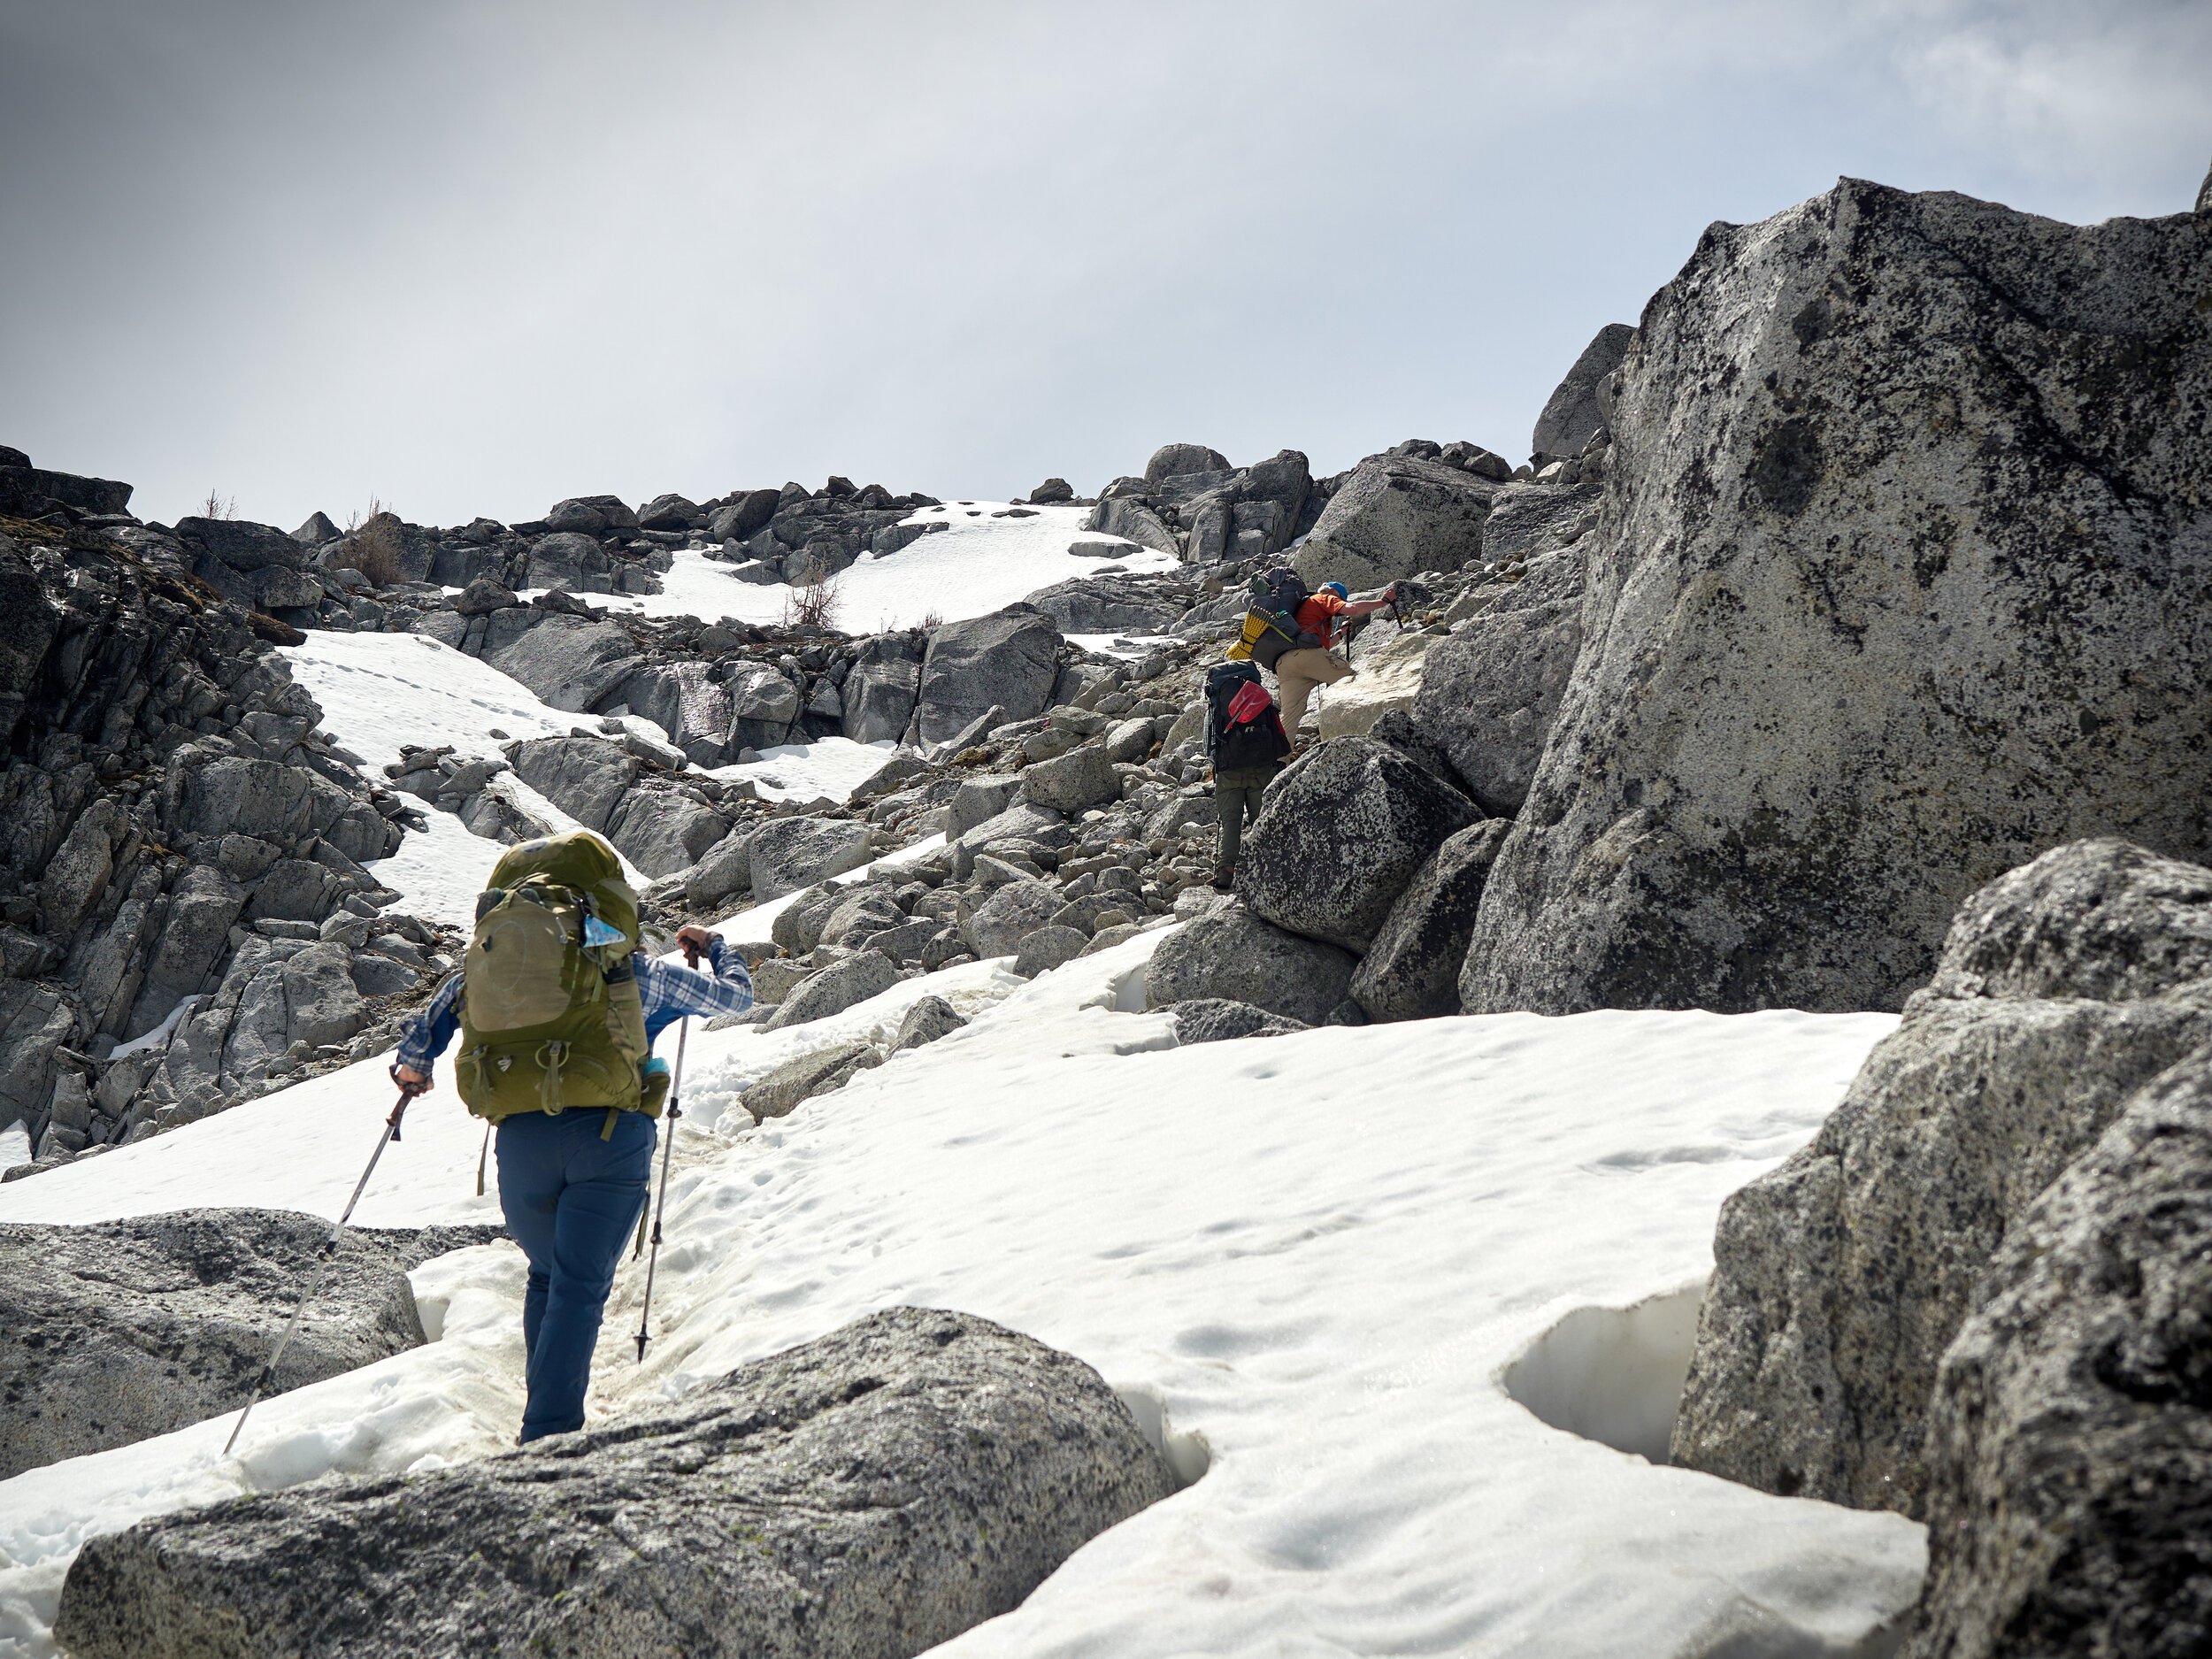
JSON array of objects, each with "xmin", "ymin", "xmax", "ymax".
[
  {"xmin": 1530, "ymin": 322, "xmax": 1634, "ymax": 463},
  {"xmin": 604, "ymin": 786, "xmax": 729, "ymax": 879},
  {"xmin": 946, "ymin": 774, "xmax": 1022, "ymax": 841},
  {"xmin": 1312, "ymin": 630, "xmax": 1435, "ymax": 742},
  {"xmin": 1146, "ymin": 906, "xmax": 1356, "ymax": 1025},
  {"xmin": 762, "ymin": 950, "xmax": 902, "ymax": 1031},
  {"xmin": 963, "ymin": 877, "xmax": 1064, "ymax": 960},
  {"xmin": 841, "ymin": 631, "xmax": 925, "ymax": 745},
  {"xmin": 1293, "ymin": 456, "xmax": 1500, "ymax": 591},
  {"xmin": 1414, "ymin": 541, "xmax": 1586, "ymax": 815},
  {"xmin": 619, "ymin": 660, "xmax": 734, "ymax": 766},
  {"xmin": 680, "ymin": 828, "xmax": 754, "ymax": 909},
  {"xmin": 1238, "ymin": 738, "xmax": 1479, "ymax": 954},
  {"xmin": 749, "ymin": 815, "xmax": 872, "ymax": 901},
  {"xmin": 1146, "ymin": 442, "xmax": 1231, "ymax": 480},
  {"xmin": 481, "ymin": 613, "xmax": 641, "ymax": 712},
  {"xmin": 151, "ymin": 938, "xmax": 371, "ymax": 1123},
  {"xmin": 176, "ymin": 517, "xmax": 307, "ymax": 574},
  {"xmin": 1018, "ymin": 741, "xmax": 1118, "ymax": 814},
  {"xmin": 1356, "ymin": 819, "xmax": 1512, "ymax": 1022},
  {"xmin": 509, "ymin": 733, "xmax": 637, "ymax": 832},
  {"xmin": 0, "ymin": 461, "xmax": 133, "ymax": 518},
  {"xmin": 817, "ymin": 887, "xmax": 905, "ymax": 949},
  {"xmin": 949, "ymin": 800, "xmax": 1071, "ymax": 881},
  {"xmin": 1902, "ymin": 1047, "xmax": 2212, "ymax": 1659},
  {"xmin": 1022, "ymin": 574, "xmax": 1185, "ymax": 636},
  {"xmin": 916, "ymin": 606, "xmax": 1064, "ymax": 746},
  {"xmin": 0, "ymin": 532, "xmax": 411, "ymax": 1156},
  {"xmin": 519, "ymin": 533, "xmax": 606, "ymax": 593},
  {"xmin": 1081, "ymin": 496, "xmax": 1179, "ymax": 557},
  {"xmin": 1465, "ymin": 180, "xmax": 2212, "ymax": 1016},
  {"xmin": 1471, "ymin": 482, "xmax": 1596, "ymax": 568},
  {"xmin": 709, "ymin": 487, "xmax": 781, "ymax": 543},
  {"xmin": 0, "ymin": 1210, "xmax": 495, "ymax": 1479},
  {"xmin": 1671, "ymin": 840, "xmax": 2212, "ymax": 1518},
  {"xmin": 56, "ymin": 1308, "xmax": 1179, "ymax": 1659},
  {"xmin": 727, "ymin": 662, "xmax": 802, "ymax": 749}
]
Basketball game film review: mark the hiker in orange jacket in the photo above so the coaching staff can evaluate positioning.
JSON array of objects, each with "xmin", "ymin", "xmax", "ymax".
[{"xmin": 1274, "ymin": 580, "xmax": 1401, "ymax": 735}]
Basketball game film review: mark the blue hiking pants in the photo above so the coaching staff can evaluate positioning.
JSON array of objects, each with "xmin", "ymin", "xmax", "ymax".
[{"xmin": 495, "ymin": 1108, "xmax": 656, "ymax": 1442}]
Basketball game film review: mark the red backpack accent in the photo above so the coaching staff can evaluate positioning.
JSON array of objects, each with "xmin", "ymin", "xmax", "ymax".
[{"xmin": 1225, "ymin": 680, "xmax": 1272, "ymax": 726}]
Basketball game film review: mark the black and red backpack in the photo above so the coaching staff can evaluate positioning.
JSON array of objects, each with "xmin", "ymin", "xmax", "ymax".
[{"xmin": 1204, "ymin": 660, "xmax": 1293, "ymax": 772}]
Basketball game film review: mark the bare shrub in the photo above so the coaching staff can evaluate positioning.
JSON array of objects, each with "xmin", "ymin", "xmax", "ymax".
[
  {"xmin": 201, "ymin": 490, "xmax": 235, "ymax": 520},
  {"xmin": 918, "ymin": 609, "xmax": 944, "ymax": 633},
  {"xmin": 342, "ymin": 498, "xmax": 405, "ymax": 587},
  {"xmin": 781, "ymin": 576, "xmax": 841, "ymax": 632}
]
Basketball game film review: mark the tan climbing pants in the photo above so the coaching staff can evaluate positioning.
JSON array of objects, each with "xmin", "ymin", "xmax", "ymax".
[{"xmin": 1273, "ymin": 647, "xmax": 1351, "ymax": 735}]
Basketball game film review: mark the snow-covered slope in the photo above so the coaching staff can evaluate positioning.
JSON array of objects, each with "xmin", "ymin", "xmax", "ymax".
[
  {"xmin": 281, "ymin": 630, "xmax": 576, "ymax": 774},
  {"xmin": 584, "ymin": 502, "xmax": 1176, "ymax": 633},
  {"xmin": 280, "ymin": 631, "xmax": 906, "ymax": 931},
  {"xmin": 0, "ymin": 555, "xmax": 1933, "ymax": 1656},
  {"xmin": 0, "ymin": 925, "xmax": 1923, "ymax": 1658}
]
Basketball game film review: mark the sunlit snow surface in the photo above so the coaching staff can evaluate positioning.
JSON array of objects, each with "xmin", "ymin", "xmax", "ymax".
[
  {"xmin": 581, "ymin": 501, "xmax": 1177, "ymax": 633},
  {"xmin": 709, "ymin": 736, "xmax": 896, "ymax": 803},
  {"xmin": 281, "ymin": 634, "xmax": 904, "ymax": 930},
  {"xmin": 281, "ymin": 631, "xmax": 575, "ymax": 775},
  {"xmin": 0, "ymin": 928, "xmax": 1924, "ymax": 1657},
  {"xmin": 2, "ymin": 572, "xmax": 1932, "ymax": 1654}
]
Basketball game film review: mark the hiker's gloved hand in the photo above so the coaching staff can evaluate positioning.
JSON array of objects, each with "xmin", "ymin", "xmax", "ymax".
[
  {"xmin": 675, "ymin": 924, "xmax": 714, "ymax": 965},
  {"xmin": 395, "ymin": 1064, "xmax": 433, "ymax": 1094}
]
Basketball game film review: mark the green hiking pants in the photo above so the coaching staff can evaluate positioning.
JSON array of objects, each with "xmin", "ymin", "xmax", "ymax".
[{"xmin": 1214, "ymin": 767, "xmax": 1278, "ymax": 872}]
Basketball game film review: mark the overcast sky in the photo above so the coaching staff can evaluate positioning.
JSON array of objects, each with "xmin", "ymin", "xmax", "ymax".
[{"xmin": 3, "ymin": 1, "xmax": 2205, "ymax": 531}]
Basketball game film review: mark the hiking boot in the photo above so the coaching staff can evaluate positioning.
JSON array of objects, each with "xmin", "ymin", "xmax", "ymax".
[{"xmin": 1209, "ymin": 868, "xmax": 1234, "ymax": 892}]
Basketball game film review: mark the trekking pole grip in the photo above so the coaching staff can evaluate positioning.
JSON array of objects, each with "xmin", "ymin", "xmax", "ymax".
[{"xmin": 386, "ymin": 1064, "xmax": 425, "ymax": 1141}]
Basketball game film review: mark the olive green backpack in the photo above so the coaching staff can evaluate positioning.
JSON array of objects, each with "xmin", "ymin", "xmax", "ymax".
[{"xmin": 455, "ymin": 830, "xmax": 653, "ymax": 1125}]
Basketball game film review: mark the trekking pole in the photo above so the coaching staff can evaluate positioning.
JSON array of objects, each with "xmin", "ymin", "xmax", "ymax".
[
  {"xmin": 223, "ymin": 1067, "xmax": 426, "ymax": 1456},
  {"xmin": 634, "ymin": 941, "xmax": 696, "ymax": 1361}
]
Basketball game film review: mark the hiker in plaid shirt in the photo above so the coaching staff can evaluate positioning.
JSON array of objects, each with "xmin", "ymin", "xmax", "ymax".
[{"xmin": 395, "ymin": 921, "xmax": 749, "ymax": 1440}]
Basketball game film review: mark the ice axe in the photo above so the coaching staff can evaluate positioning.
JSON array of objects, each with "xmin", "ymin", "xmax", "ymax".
[
  {"xmin": 223, "ymin": 1067, "xmax": 426, "ymax": 1456},
  {"xmin": 632, "ymin": 939, "xmax": 697, "ymax": 1362}
]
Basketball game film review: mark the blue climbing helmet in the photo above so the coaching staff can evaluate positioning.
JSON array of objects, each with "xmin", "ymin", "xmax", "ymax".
[{"xmin": 1319, "ymin": 580, "xmax": 1348, "ymax": 600}]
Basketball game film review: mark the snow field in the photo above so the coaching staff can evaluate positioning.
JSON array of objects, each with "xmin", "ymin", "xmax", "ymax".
[
  {"xmin": 4, "ymin": 574, "xmax": 1935, "ymax": 1655},
  {"xmin": 574, "ymin": 502, "xmax": 1176, "ymax": 634},
  {"xmin": 284, "ymin": 499, "xmax": 1187, "ymax": 937},
  {"xmin": 280, "ymin": 632, "xmax": 913, "ymax": 932},
  {"xmin": 1064, "ymin": 631, "xmax": 1183, "ymax": 664},
  {"xmin": 708, "ymin": 735, "xmax": 898, "ymax": 804},
  {"xmin": 0, "ymin": 925, "xmax": 1923, "ymax": 1658},
  {"xmin": 280, "ymin": 630, "xmax": 576, "ymax": 774}
]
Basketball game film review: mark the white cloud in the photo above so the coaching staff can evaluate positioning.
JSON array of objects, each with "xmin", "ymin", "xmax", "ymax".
[
  {"xmin": 2, "ymin": 0, "xmax": 2203, "ymax": 529},
  {"xmin": 1890, "ymin": 0, "xmax": 2211, "ymax": 188}
]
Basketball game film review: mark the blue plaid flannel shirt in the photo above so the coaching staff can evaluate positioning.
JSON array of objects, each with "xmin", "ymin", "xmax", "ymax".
[{"xmin": 396, "ymin": 935, "xmax": 753, "ymax": 1079}]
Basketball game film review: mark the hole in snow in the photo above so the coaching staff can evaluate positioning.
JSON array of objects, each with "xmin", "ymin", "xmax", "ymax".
[
  {"xmin": 1114, "ymin": 1382, "xmax": 1212, "ymax": 1489},
  {"xmin": 1102, "ymin": 959, "xmax": 1152, "ymax": 1013},
  {"xmin": 1500, "ymin": 1280, "xmax": 1704, "ymax": 1463}
]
